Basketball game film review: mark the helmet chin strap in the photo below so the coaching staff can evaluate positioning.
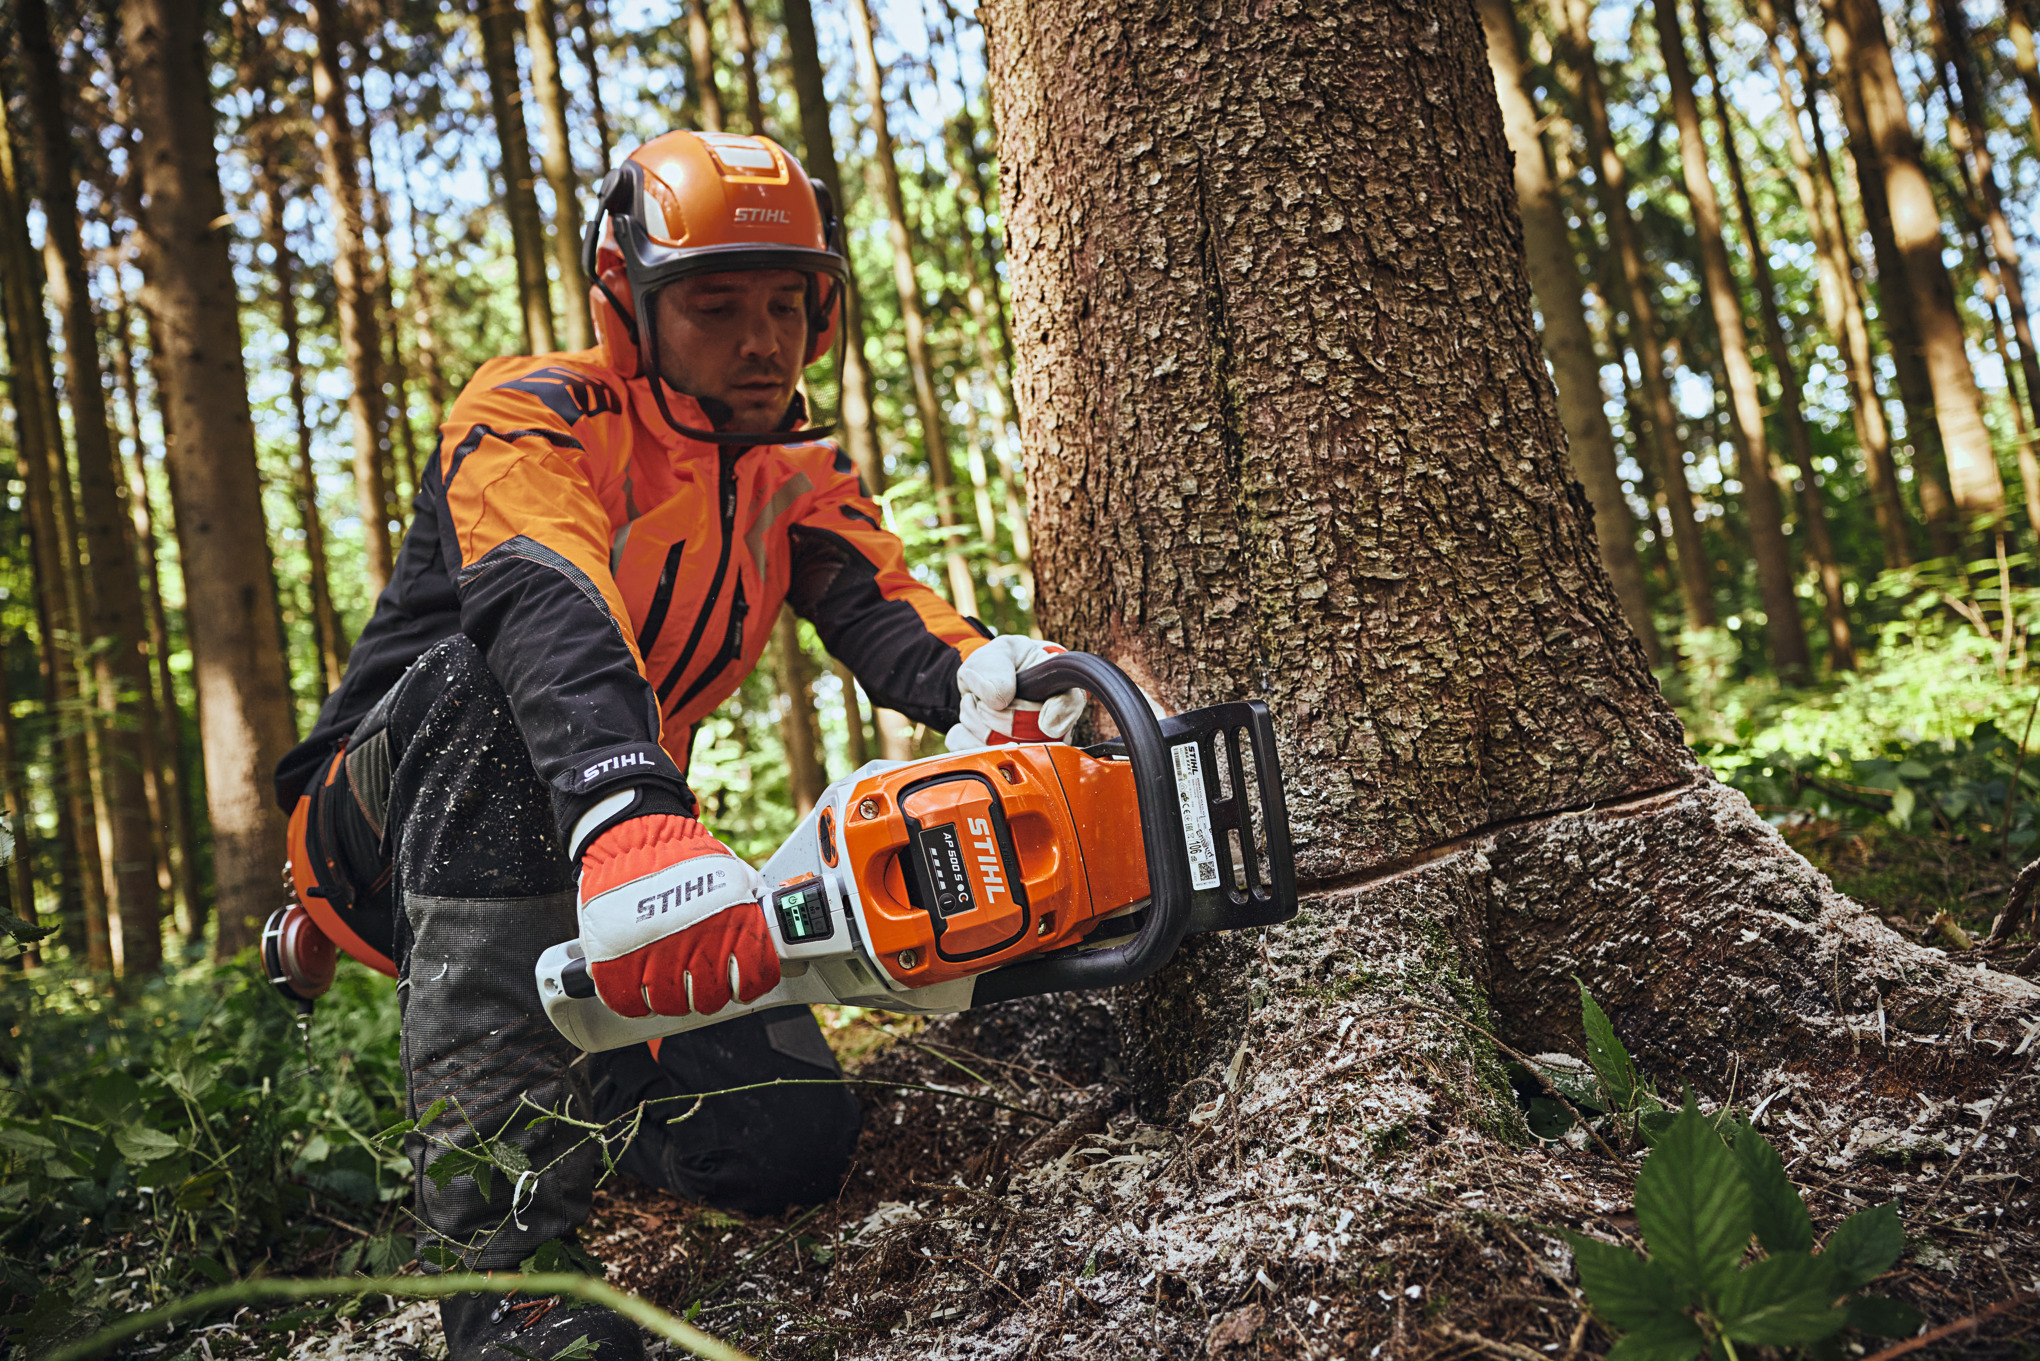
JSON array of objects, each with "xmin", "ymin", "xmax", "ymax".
[{"xmin": 645, "ymin": 375, "xmax": 836, "ymax": 446}]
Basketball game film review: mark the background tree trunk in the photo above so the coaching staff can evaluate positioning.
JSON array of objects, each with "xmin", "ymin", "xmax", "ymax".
[
  {"xmin": 773, "ymin": 608, "xmax": 827, "ymax": 816},
  {"xmin": 1481, "ymin": 0, "xmax": 1658, "ymax": 666},
  {"xmin": 1657, "ymin": 0, "xmax": 1810, "ymax": 681},
  {"xmin": 21, "ymin": 0, "xmax": 163, "ymax": 973},
  {"xmin": 525, "ymin": 0, "xmax": 592, "ymax": 350},
  {"xmin": 477, "ymin": 0, "xmax": 558, "ymax": 354},
  {"xmin": 847, "ymin": 0, "xmax": 979, "ymax": 619},
  {"xmin": 308, "ymin": 0, "xmax": 396, "ymax": 594},
  {"xmin": 1549, "ymin": 0, "xmax": 1717, "ymax": 633},
  {"xmin": 567, "ymin": 0, "xmax": 614, "ymax": 168},
  {"xmin": 0, "ymin": 658, "xmax": 36, "ymax": 949},
  {"xmin": 125, "ymin": 0, "xmax": 301, "ymax": 958},
  {"xmin": 727, "ymin": 0, "xmax": 767, "ymax": 136},
  {"xmin": 686, "ymin": 0, "xmax": 725, "ymax": 133}
]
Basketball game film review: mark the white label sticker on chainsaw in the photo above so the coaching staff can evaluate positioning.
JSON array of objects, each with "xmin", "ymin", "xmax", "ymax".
[{"xmin": 1171, "ymin": 741, "xmax": 1222, "ymax": 890}]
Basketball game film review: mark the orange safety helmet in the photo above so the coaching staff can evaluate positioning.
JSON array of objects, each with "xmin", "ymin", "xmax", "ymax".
[{"xmin": 580, "ymin": 130, "xmax": 845, "ymax": 444}]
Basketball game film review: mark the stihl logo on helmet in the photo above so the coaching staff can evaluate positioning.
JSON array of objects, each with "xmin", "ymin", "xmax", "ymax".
[{"xmin": 734, "ymin": 207, "xmax": 792, "ymax": 225}]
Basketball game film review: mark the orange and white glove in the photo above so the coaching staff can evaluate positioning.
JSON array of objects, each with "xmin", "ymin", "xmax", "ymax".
[
  {"xmin": 575, "ymin": 814, "xmax": 780, "ymax": 1018},
  {"xmin": 945, "ymin": 636, "xmax": 1090, "ymax": 751}
]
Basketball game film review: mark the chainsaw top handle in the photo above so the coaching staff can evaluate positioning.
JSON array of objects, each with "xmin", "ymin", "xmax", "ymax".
[{"xmin": 970, "ymin": 652, "xmax": 1194, "ymax": 1006}]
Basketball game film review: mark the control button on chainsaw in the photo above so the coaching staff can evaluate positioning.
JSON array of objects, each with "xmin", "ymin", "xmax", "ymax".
[
  {"xmin": 772, "ymin": 875, "xmax": 834, "ymax": 943},
  {"xmin": 819, "ymin": 807, "xmax": 838, "ymax": 866}
]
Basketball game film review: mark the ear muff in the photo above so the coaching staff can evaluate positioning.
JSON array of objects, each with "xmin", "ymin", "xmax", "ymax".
[
  {"xmin": 804, "ymin": 178, "xmax": 844, "ymax": 365},
  {"xmin": 591, "ymin": 268, "xmax": 643, "ymax": 377}
]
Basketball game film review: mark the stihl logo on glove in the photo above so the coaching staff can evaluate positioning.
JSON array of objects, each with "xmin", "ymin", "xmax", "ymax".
[
  {"xmin": 582, "ymin": 751, "xmax": 655, "ymax": 782},
  {"xmin": 636, "ymin": 869, "xmax": 729, "ymax": 920},
  {"xmin": 578, "ymin": 815, "xmax": 779, "ymax": 1018}
]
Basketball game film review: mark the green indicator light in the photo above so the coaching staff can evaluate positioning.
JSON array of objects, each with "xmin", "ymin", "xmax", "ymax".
[{"xmin": 774, "ymin": 879, "xmax": 833, "ymax": 943}]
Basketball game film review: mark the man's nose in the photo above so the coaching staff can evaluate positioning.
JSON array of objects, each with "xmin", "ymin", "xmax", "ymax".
[{"xmin": 737, "ymin": 304, "xmax": 782, "ymax": 360}]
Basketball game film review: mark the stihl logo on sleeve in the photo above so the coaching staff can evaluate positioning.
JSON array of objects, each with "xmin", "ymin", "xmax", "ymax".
[
  {"xmin": 584, "ymin": 751, "xmax": 654, "ymax": 781},
  {"xmin": 733, "ymin": 207, "xmax": 791, "ymax": 224},
  {"xmin": 967, "ymin": 817, "xmax": 1006, "ymax": 903},
  {"xmin": 636, "ymin": 868, "xmax": 730, "ymax": 921}
]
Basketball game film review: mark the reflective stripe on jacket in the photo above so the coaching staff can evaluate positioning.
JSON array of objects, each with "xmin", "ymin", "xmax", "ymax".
[{"xmin": 275, "ymin": 348, "xmax": 989, "ymax": 836}]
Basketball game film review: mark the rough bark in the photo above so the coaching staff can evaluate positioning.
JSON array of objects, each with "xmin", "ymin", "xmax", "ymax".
[
  {"xmin": 477, "ymin": 0, "xmax": 558, "ymax": 354},
  {"xmin": 1820, "ymin": 0, "xmax": 1960, "ymax": 553},
  {"xmin": 847, "ymin": 0, "xmax": 979, "ymax": 619},
  {"xmin": 1657, "ymin": 0, "xmax": 1810, "ymax": 682},
  {"xmin": 686, "ymin": 0, "xmax": 725, "ymax": 133},
  {"xmin": 525, "ymin": 0, "xmax": 592, "ymax": 350},
  {"xmin": 307, "ymin": 0, "xmax": 395, "ymax": 593},
  {"xmin": 774, "ymin": 608, "xmax": 828, "ymax": 817},
  {"xmin": 1549, "ymin": 0, "xmax": 1717, "ymax": 632},
  {"xmin": 1480, "ymin": 0, "xmax": 1657, "ymax": 666},
  {"xmin": 783, "ymin": 0, "xmax": 886, "ymax": 497},
  {"xmin": 0, "ymin": 77, "xmax": 109, "ymax": 969},
  {"xmin": 1759, "ymin": 0, "xmax": 1909, "ymax": 570},
  {"xmin": 125, "ymin": 0, "xmax": 300, "ymax": 958},
  {"xmin": 1698, "ymin": 6, "xmax": 1853, "ymax": 670},
  {"xmin": 21, "ymin": 0, "xmax": 163, "ymax": 973}
]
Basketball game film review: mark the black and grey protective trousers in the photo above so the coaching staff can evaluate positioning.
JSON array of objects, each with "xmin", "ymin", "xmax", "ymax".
[{"xmin": 304, "ymin": 635, "xmax": 863, "ymax": 1268}]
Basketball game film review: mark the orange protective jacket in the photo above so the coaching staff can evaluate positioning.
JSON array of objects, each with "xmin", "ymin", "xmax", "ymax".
[{"xmin": 275, "ymin": 349, "xmax": 988, "ymax": 837}]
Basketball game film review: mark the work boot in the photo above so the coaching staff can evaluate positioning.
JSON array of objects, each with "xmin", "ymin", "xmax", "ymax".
[{"xmin": 441, "ymin": 1287, "xmax": 648, "ymax": 1361}]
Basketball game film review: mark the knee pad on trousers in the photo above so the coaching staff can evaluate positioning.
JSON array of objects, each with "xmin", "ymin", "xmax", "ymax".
[{"xmin": 590, "ymin": 1005, "xmax": 862, "ymax": 1218}]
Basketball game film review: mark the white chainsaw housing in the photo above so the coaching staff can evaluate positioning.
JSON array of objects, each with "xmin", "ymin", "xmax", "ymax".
[{"xmin": 536, "ymin": 757, "xmax": 982, "ymax": 1053}]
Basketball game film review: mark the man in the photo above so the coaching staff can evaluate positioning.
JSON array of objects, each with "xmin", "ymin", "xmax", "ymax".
[{"xmin": 271, "ymin": 130, "xmax": 1084, "ymax": 1359}]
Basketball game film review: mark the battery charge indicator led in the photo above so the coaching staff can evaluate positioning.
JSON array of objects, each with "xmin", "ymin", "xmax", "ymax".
[{"xmin": 773, "ymin": 876, "xmax": 834, "ymax": 943}]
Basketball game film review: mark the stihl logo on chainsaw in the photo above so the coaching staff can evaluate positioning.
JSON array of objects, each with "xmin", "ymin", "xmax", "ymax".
[
  {"xmin": 733, "ymin": 207, "xmax": 791, "ymax": 224},
  {"xmin": 583, "ymin": 752, "xmax": 654, "ymax": 781},
  {"xmin": 636, "ymin": 868, "xmax": 729, "ymax": 921},
  {"xmin": 966, "ymin": 817, "xmax": 1006, "ymax": 904}
]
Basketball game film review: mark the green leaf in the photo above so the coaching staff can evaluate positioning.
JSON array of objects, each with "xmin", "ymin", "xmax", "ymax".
[
  {"xmin": 1845, "ymin": 1294, "xmax": 1924, "ymax": 1338},
  {"xmin": 1562, "ymin": 1230, "xmax": 1691, "ymax": 1329},
  {"xmin": 1577, "ymin": 978, "xmax": 1638, "ymax": 1111},
  {"xmin": 0, "ymin": 1128, "xmax": 57, "ymax": 1158},
  {"xmin": 364, "ymin": 1232, "xmax": 412, "ymax": 1277},
  {"xmin": 1727, "ymin": 1121, "xmax": 1813, "ymax": 1254},
  {"xmin": 1714, "ymin": 1252, "xmax": 1849, "ymax": 1346},
  {"xmin": 521, "ymin": 1237, "xmax": 606, "ymax": 1277},
  {"xmin": 112, "ymin": 1125, "xmax": 183, "ymax": 1164},
  {"xmin": 1820, "ymin": 1202, "xmax": 1905, "ymax": 1293},
  {"xmin": 1633, "ymin": 1101, "xmax": 1752, "ymax": 1299},
  {"xmin": 1525, "ymin": 1096, "xmax": 1576, "ymax": 1141},
  {"xmin": 0, "ymin": 911, "xmax": 55, "ymax": 945},
  {"xmin": 1603, "ymin": 1313, "xmax": 1709, "ymax": 1361}
]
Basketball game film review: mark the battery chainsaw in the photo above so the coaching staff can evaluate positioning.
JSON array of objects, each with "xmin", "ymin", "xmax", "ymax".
[{"xmin": 533, "ymin": 652, "xmax": 1296, "ymax": 1052}]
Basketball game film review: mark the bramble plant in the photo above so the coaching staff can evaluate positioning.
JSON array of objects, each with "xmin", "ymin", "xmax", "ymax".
[{"xmin": 1563, "ymin": 1101, "xmax": 1922, "ymax": 1359}]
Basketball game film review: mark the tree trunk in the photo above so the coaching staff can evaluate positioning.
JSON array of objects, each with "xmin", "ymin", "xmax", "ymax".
[
  {"xmin": 1656, "ymin": 0, "xmax": 1810, "ymax": 682},
  {"xmin": 525, "ymin": 0, "xmax": 592, "ymax": 350},
  {"xmin": 773, "ymin": 608, "xmax": 827, "ymax": 816},
  {"xmin": 567, "ymin": 0, "xmax": 614, "ymax": 168},
  {"xmin": 1480, "ymin": 0, "xmax": 1657, "ymax": 667},
  {"xmin": 726, "ymin": 0, "xmax": 766, "ymax": 135},
  {"xmin": 2012, "ymin": 0, "xmax": 2040, "ymax": 159},
  {"xmin": 686, "ymin": 0, "xmax": 725, "ymax": 133},
  {"xmin": 125, "ymin": 0, "xmax": 301, "ymax": 959},
  {"xmin": 1548, "ymin": 0, "xmax": 1717, "ymax": 633},
  {"xmin": 477, "ymin": 0, "xmax": 558, "ymax": 354},
  {"xmin": 307, "ymin": 0, "xmax": 395, "ymax": 595},
  {"xmin": 0, "ymin": 69, "xmax": 109, "ymax": 969},
  {"xmin": 1758, "ymin": 0, "xmax": 1910, "ymax": 571},
  {"xmin": 367, "ymin": 175, "xmax": 419, "ymax": 526},
  {"xmin": 783, "ymin": 0, "xmax": 886, "ymax": 498},
  {"xmin": 256, "ymin": 136, "xmax": 349, "ymax": 697},
  {"xmin": 832, "ymin": 658, "xmax": 870, "ymax": 770},
  {"xmin": 846, "ymin": 0, "xmax": 979, "ymax": 619},
  {"xmin": 1820, "ymin": 0, "xmax": 1960, "ymax": 554},
  {"xmin": 1833, "ymin": 0, "xmax": 2003, "ymax": 534},
  {"xmin": 0, "ymin": 655, "xmax": 37, "ymax": 953},
  {"xmin": 981, "ymin": 0, "xmax": 2031, "ymax": 1202},
  {"xmin": 22, "ymin": 0, "xmax": 164, "ymax": 973},
  {"xmin": 1698, "ymin": 5, "xmax": 1852, "ymax": 671},
  {"xmin": 401, "ymin": 162, "xmax": 453, "ymax": 435}
]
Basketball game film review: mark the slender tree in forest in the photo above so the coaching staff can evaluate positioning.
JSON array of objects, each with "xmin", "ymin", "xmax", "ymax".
[
  {"xmin": 1757, "ymin": 0, "xmax": 1910, "ymax": 570},
  {"xmin": 1656, "ymin": 0, "xmax": 1810, "ymax": 680},
  {"xmin": 125, "ymin": 0, "xmax": 302, "ymax": 957},
  {"xmin": 0, "ymin": 657, "xmax": 35, "ymax": 948},
  {"xmin": 477, "ymin": 0, "xmax": 559, "ymax": 353},
  {"xmin": 847, "ymin": 0, "xmax": 979, "ymax": 618},
  {"xmin": 567, "ymin": 0, "xmax": 614, "ymax": 168},
  {"xmin": 1549, "ymin": 0, "xmax": 1717, "ymax": 633},
  {"xmin": 401, "ymin": 160, "xmax": 453, "ymax": 434},
  {"xmin": 1481, "ymin": 0, "xmax": 1658, "ymax": 665},
  {"xmin": 1820, "ymin": 0, "xmax": 1961, "ymax": 553},
  {"xmin": 832, "ymin": 658, "xmax": 871, "ymax": 768},
  {"xmin": 306, "ymin": 0, "xmax": 396, "ymax": 594},
  {"xmin": 2012, "ymin": 0, "xmax": 2040, "ymax": 158},
  {"xmin": 525, "ymin": 0, "xmax": 593, "ymax": 350},
  {"xmin": 980, "ymin": 0, "xmax": 2028, "ymax": 1153},
  {"xmin": 1697, "ymin": 5, "xmax": 1852, "ymax": 670},
  {"xmin": 727, "ymin": 0, "xmax": 767, "ymax": 136},
  {"xmin": 773, "ymin": 608, "xmax": 827, "ymax": 815},
  {"xmin": 687, "ymin": 0, "xmax": 726, "ymax": 132},
  {"xmin": 365, "ymin": 171, "xmax": 420, "ymax": 520},
  {"xmin": 1, "ymin": 60, "xmax": 110, "ymax": 968},
  {"xmin": 21, "ymin": 0, "xmax": 164, "ymax": 972}
]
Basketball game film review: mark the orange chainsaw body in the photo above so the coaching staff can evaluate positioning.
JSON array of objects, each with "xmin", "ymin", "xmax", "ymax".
[{"xmin": 841, "ymin": 745, "xmax": 1147, "ymax": 987}]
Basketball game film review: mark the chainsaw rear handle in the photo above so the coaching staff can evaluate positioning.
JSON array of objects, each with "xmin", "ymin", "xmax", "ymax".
[{"xmin": 970, "ymin": 651, "xmax": 1194, "ymax": 1006}]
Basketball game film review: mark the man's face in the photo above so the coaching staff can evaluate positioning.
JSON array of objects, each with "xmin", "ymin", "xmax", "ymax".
[{"xmin": 652, "ymin": 269, "xmax": 809, "ymax": 432}]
